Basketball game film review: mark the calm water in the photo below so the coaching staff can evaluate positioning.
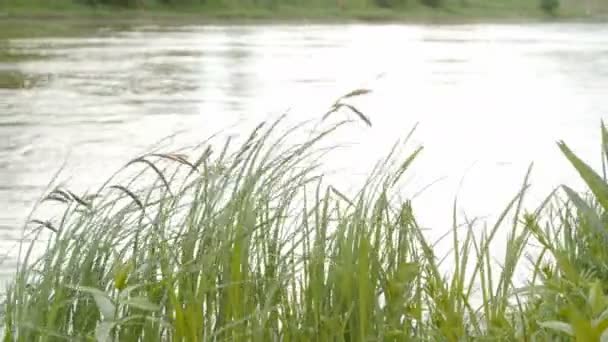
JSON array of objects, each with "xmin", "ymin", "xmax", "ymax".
[{"xmin": 1, "ymin": 22, "xmax": 607, "ymax": 279}]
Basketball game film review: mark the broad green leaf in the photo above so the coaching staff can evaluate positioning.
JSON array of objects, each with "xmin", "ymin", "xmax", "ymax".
[
  {"xmin": 68, "ymin": 285, "xmax": 115, "ymax": 320},
  {"xmin": 538, "ymin": 321, "xmax": 574, "ymax": 336},
  {"xmin": 118, "ymin": 284, "xmax": 145, "ymax": 300},
  {"xmin": 601, "ymin": 326, "xmax": 608, "ymax": 342},
  {"xmin": 597, "ymin": 307, "xmax": 608, "ymax": 324},
  {"xmin": 552, "ymin": 250, "xmax": 579, "ymax": 284},
  {"xmin": 120, "ymin": 296, "xmax": 160, "ymax": 312},
  {"xmin": 562, "ymin": 185, "xmax": 605, "ymax": 235},
  {"xmin": 559, "ymin": 141, "xmax": 608, "ymax": 212},
  {"xmin": 595, "ymin": 306, "xmax": 608, "ymax": 335},
  {"xmin": 589, "ymin": 281, "xmax": 606, "ymax": 317},
  {"xmin": 95, "ymin": 321, "xmax": 114, "ymax": 342},
  {"xmin": 145, "ymin": 316, "xmax": 172, "ymax": 330},
  {"xmin": 568, "ymin": 306, "xmax": 600, "ymax": 341},
  {"xmin": 595, "ymin": 318, "xmax": 608, "ymax": 339}
]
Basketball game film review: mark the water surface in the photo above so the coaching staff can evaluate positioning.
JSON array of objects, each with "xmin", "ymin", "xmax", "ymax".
[{"xmin": 1, "ymin": 22, "xmax": 607, "ymax": 280}]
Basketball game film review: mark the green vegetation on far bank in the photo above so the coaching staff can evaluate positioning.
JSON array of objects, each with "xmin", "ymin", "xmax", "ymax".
[
  {"xmin": 0, "ymin": 0, "xmax": 607, "ymax": 39},
  {"xmin": 0, "ymin": 0, "xmax": 604, "ymax": 19},
  {"xmin": 3, "ymin": 95, "xmax": 608, "ymax": 340}
]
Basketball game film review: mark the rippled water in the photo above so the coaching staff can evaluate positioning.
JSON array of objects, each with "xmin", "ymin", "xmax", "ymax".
[{"xmin": 1, "ymin": 22, "xmax": 607, "ymax": 278}]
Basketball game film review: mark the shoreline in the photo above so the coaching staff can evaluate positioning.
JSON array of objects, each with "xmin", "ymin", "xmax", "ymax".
[{"xmin": 0, "ymin": 4, "xmax": 606, "ymax": 39}]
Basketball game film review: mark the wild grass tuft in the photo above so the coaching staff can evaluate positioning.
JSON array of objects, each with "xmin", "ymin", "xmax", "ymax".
[{"xmin": 2, "ymin": 101, "xmax": 608, "ymax": 341}]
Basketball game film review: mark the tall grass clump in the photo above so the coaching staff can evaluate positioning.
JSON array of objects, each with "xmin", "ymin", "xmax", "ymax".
[{"xmin": 3, "ymin": 95, "xmax": 608, "ymax": 340}]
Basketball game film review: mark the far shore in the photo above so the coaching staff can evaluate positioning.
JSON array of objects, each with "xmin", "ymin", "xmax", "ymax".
[{"xmin": 0, "ymin": 3, "xmax": 606, "ymax": 39}]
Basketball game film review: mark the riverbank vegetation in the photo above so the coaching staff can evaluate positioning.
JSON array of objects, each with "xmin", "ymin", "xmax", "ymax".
[
  {"xmin": 1, "ymin": 0, "xmax": 606, "ymax": 39},
  {"xmin": 2, "ymin": 98, "xmax": 608, "ymax": 340},
  {"xmin": 0, "ymin": 0, "xmax": 606, "ymax": 25}
]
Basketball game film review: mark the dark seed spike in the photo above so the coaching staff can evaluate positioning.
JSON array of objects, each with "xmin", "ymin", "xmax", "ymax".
[
  {"xmin": 190, "ymin": 146, "xmax": 213, "ymax": 177},
  {"xmin": 42, "ymin": 195, "xmax": 70, "ymax": 204},
  {"xmin": 49, "ymin": 188, "xmax": 73, "ymax": 202},
  {"xmin": 29, "ymin": 220, "xmax": 58, "ymax": 233},
  {"xmin": 322, "ymin": 103, "xmax": 340, "ymax": 121},
  {"xmin": 250, "ymin": 121, "xmax": 266, "ymax": 141},
  {"xmin": 147, "ymin": 153, "xmax": 199, "ymax": 173},
  {"xmin": 126, "ymin": 157, "xmax": 173, "ymax": 197},
  {"xmin": 109, "ymin": 185, "xmax": 145, "ymax": 212},
  {"xmin": 66, "ymin": 190, "xmax": 92, "ymax": 209},
  {"xmin": 340, "ymin": 88, "xmax": 372, "ymax": 99},
  {"xmin": 342, "ymin": 104, "xmax": 372, "ymax": 127},
  {"xmin": 83, "ymin": 194, "xmax": 101, "ymax": 201}
]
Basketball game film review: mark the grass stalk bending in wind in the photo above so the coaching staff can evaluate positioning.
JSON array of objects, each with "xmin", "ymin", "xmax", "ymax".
[{"xmin": 3, "ymin": 99, "xmax": 608, "ymax": 341}]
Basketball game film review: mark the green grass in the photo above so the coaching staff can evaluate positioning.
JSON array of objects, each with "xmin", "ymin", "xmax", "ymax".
[
  {"xmin": 3, "ymin": 94, "xmax": 608, "ymax": 341},
  {"xmin": 0, "ymin": 0, "xmax": 606, "ymax": 39},
  {"xmin": 0, "ymin": 0, "xmax": 606, "ymax": 40}
]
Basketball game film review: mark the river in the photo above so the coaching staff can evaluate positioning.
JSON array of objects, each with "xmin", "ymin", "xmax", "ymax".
[{"xmin": 1, "ymin": 22, "xmax": 607, "ymax": 282}]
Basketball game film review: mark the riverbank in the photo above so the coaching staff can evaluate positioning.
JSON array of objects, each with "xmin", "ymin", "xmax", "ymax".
[{"xmin": 0, "ymin": 0, "xmax": 606, "ymax": 39}]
